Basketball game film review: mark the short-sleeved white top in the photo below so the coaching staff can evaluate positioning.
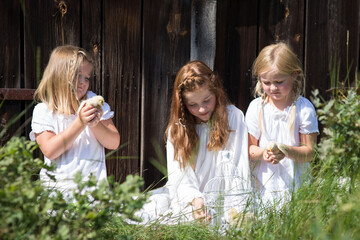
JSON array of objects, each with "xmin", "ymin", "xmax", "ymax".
[
  {"xmin": 245, "ymin": 96, "xmax": 319, "ymax": 197},
  {"xmin": 30, "ymin": 91, "xmax": 114, "ymax": 193}
]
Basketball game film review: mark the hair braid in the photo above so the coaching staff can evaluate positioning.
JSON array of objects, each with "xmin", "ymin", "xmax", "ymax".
[
  {"xmin": 178, "ymin": 87, "xmax": 186, "ymax": 122},
  {"xmin": 69, "ymin": 49, "xmax": 80, "ymax": 101}
]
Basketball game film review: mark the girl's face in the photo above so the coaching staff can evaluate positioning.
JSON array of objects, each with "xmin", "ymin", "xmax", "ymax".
[
  {"xmin": 260, "ymin": 67, "xmax": 294, "ymax": 106},
  {"xmin": 76, "ymin": 61, "xmax": 92, "ymax": 100},
  {"xmin": 183, "ymin": 84, "xmax": 216, "ymax": 123}
]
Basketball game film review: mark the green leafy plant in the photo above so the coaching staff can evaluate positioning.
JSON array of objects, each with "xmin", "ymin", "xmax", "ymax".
[
  {"xmin": 313, "ymin": 88, "xmax": 360, "ymax": 183},
  {"xmin": 312, "ymin": 57, "xmax": 360, "ymax": 192},
  {"xmin": 0, "ymin": 136, "xmax": 148, "ymax": 240}
]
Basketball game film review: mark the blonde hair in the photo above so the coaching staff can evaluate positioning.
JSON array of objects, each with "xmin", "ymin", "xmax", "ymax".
[
  {"xmin": 34, "ymin": 45, "xmax": 93, "ymax": 115},
  {"xmin": 165, "ymin": 61, "xmax": 230, "ymax": 168},
  {"xmin": 253, "ymin": 42, "xmax": 304, "ymax": 100},
  {"xmin": 252, "ymin": 42, "xmax": 304, "ymax": 143}
]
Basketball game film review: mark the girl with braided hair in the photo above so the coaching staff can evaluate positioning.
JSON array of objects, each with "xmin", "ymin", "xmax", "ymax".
[
  {"xmin": 245, "ymin": 42, "xmax": 319, "ymax": 207},
  {"xmin": 30, "ymin": 45, "xmax": 119, "ymax": 197},
  {"xmin": 139, "ymin": 61, "xmax": 250, "ymax": 223}
]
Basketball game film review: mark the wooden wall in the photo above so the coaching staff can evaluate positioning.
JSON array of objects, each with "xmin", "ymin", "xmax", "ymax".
[{"xmin": 1, "ymin": 0, "xmax": 359, "ymax": 187}]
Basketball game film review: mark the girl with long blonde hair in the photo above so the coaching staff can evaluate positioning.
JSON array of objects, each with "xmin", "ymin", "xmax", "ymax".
[
  {"xmin": 245, "ymin": 42, "xmax": 319, "ymax": 206},
  {"xmin": 139, "ymin": 61, "xmax": 250, "ymax": 223},
  {"xmin": 30, "ymin": 45, "xmax": 120, "ymax": 198}
]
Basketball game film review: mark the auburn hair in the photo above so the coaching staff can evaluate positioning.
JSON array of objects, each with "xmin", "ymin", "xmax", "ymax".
[
  {"xmin": 34, "ymin": 45, "xmax": 93, "ymax": 115},
  {"xmin": 165, "ymin": 61, "xmax": 230, "ymax": 168}
]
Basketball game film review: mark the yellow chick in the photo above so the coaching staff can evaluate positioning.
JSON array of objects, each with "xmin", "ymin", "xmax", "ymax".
[
  {"xmin": 85, "ymin": 95, "xmax": 104, "ymax": 109},
  {"xmin": 277, "ymin": 143, "xmax": 289, "ymax": 157},
  {"xmin": 228, "ymin": 207, "xmax": 240, "ymax": 225},
  {"xmin": 77, "ymin": 95, "xmax": 104, "ymax": 114},
  {"xmin": 228, "ymin": 207, "xmax": 254, "ymax": 228},
  {"xmin": 266, "ymin": 141, "xmax": 278, "ymax": 152},
  {"xmin": 266, "ymin": 141, "xmax": 288, "ymax": 157}
]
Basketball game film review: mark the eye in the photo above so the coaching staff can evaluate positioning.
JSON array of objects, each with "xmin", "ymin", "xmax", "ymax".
[
  {"xmin": 262, "ymin": 82, "xmax": 270, "ymax": 85},
  {"xmin": 79, "ymin": 75, "xmax": 90, "ymax": 82},
  {"xmin": 276, "ymin": 81, "xmax": 283, "ymax": 84}
]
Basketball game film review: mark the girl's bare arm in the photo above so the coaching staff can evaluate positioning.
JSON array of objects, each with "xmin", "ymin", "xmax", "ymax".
[
  {"xmin": 282, "ymin": 133, "xmax": 317, "ymax": 163},
  {"xmin": 248, "ymin": 133, "xmax": 265, "ymax": 161},
  {"xmin": 89, "ymin": 118, "xmax": 120, "ymax": 150},
  {"xmin": 35, "ymin": 117, "xmax": 86, "ymax": 160}
]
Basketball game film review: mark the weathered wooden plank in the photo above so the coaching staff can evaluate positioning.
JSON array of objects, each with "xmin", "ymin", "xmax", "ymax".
[
  {"xmin": 81, "ymin": 0, "xmax": 102, "ymax": 95},
  {"xmin": 0, "ymin": 1, "xmax": 22, "ymax": 145},
  {"xmin": 103, "ymin": 0, "xmax": 142, "ymax": 182},
  {"xmin": 1, "ymin": 0, "xmax": 21, "ymax": 88},
  {"xmin": 215, "ymin": 0, "xmax": 257, "ymax": 112},
  {"xmin": 142, "ymin": 0, "xmax": 191, "ymax": 188},
  {"xmin": 191, "ymin": 0, "xmax": 217, "ymax": 69},
  {"xmin": 305, "ymin": 0, "xmax": 360, "ymax": 98},
  {"xmin": 258, "ymin": 0, "xmax": 305, "ymax": 61},
  {"xmin": 24, "ymin": 0, "xmax": 81, "ymax": 91},
  {"xmin": 0, "ymin": 88, "xmax": 35, "ymax": 100}
]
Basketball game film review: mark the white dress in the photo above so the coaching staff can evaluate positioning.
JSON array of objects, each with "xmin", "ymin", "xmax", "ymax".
[
  {"xmin": 139, "ymin": 105, "xmax": 251, "ymax": 223},
  {"xmin": 29, "ymin": 91, "xmax": 114, "ymax": 195},
  {"xmin": 245, "ymin": 96, "xmax": 319, "ymax": 205}
]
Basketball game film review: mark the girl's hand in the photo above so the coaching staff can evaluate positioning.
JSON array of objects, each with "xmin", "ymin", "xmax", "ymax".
[
  {"xmin": 263, "ymin": 148, "xmax": 285, "ymax": 164},
  {"xmin": 191, "ymin": 197, "xmax": 211, "ymax": 222},
  {"xmin": 88, "ymin": 107, "xmax": 103, "ymax": 127},
  {"xmin": 78, "ymin": 103, "xmax": 103, "ymax": 127}
]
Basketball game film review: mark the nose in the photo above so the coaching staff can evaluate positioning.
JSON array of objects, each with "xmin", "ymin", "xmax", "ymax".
[
  {"xmin": 270, "ymin": 83, "xmax": 278, "ymax": 91},
  {"xmin": 78, "ymin": 78, "xmax": 86, "ymax": 84},
  {"xmin": 199, "ymin": 105, "xmax": 207, "ymax": 113}
]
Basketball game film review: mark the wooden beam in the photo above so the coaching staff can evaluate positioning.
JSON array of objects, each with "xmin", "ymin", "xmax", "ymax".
[{"xmin": 0, "ymin": 88, "xmax": 35, "ymax": 101}]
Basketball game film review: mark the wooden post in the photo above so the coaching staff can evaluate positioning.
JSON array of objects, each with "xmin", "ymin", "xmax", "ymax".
[{"xmin": 191, "ymin": 0, "xmax": 217, "ymax": 69}]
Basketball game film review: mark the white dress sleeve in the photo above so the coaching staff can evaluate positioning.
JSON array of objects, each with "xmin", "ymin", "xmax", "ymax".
[
  {"xmin": 29, "ymin": 103, "xmax": 55, "ymax": 141},
  {"xmin": 226, "ymin": 105, "xmax": 252, "ymax": 190},
  {"xmin": 298, "ymin": 97, "xmax": 319, "ymax": 135},
  {"xmin": 100, "ymin": 102, "xmax": 114, "ymax": 120},
  {"xmin": 245, "ymin": 98, "xmax": 261, "ymax": 140},
  {"xmin": 166, "ymin": 132, "xmax": 204, "ymax": 204}
]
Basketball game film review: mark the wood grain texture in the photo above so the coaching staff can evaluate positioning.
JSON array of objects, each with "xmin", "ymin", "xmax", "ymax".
[
  {"xmin": 0, "ymin": 88, "xmax": 35, "ymax": 100},
  {"xmin": 0, "ymin": 1, "xmax": 21, "ymax": 145},
  {"xmin": 258, "ymin": 0, "xmax": 304, "ymax": 60},
  {"xmin": 1, "ymin": 0, "xmax": 20, "ymax": 88},
  {"xmin": 82, "ymin": 0, "xmax": 102, "ymax": 95},
  {"xmin": 215, "ymin": 0, "xmax": 257, "ymax": 112},
  {"xmin": 142, "ymin": 0, "xmax": 191, "ymax": 188},
  {"xmin": 24, "ymin": 0, "xmax": 81, "ymax": 90},
  {"xmin": 305, "ymin": 0, "xmax": 360, "ymax": 98},
  {"xmin": 191, "ymin": 0, "xmax": 216, "ymax": 69},
  {"xmin": 103, "ymin": 0, "xmax": 142, "ymax": 182}
]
